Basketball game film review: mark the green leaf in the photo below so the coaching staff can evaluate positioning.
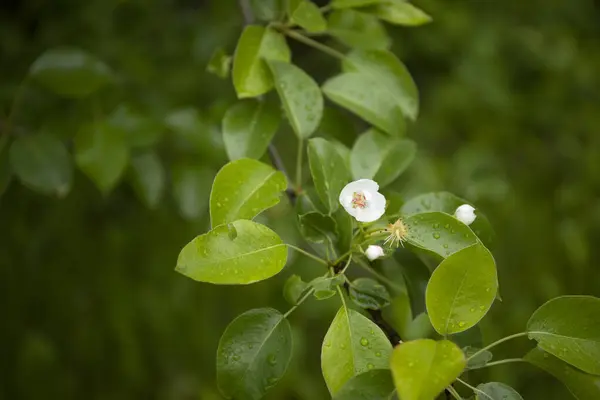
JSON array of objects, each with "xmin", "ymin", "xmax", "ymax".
[
  {"xmin": 527, "ymin": 295, "xmax": 600, "ymax": 375},
  {"xmin": 288, "ymin": 0, "xmax": 327, "ymax": 33},
  {"xmin": 322, "ymin": 73, "xmax": 404, "ymax": 136},
  {"xmin": 383, "ymin": 293, "xmax": 413, "ymax": 339},
  {"xmin": 451, "ymin": 325, "xmax": 484, "ymax": 348},
  {"xmin": 108, "ymin": 105, "xmax": 164, "ymax": 148},
  {"xmin": 210, "ymin": 158, "xmax": 287, "ymax": 228},
  {"xmin": 333, "ymin": 207, "xmax": 353, "ymax": 254},
  {"xmin": 403, "ymin": 312, "xmax": 436, "ymax": 341},
  {"xmin": 463, "ymin": 346, "xmax": 493, "ymax": 370},
  {"xmin": 310, "ymin": 275, "xmax": 345, "ymax": 300},
  {"xmin": 9, "ymin": 134, "xmax": 72, "ymax": 197},
  {"xmin": 298, "ymin": 211, "xmax": 337, "ymax": 244},
  {"xmin": 283, "ymin": 274, "xmax": 309, "ymax": 305},
  {"xmin": 216, "ymin": 308, "xmax": 292, "ymax": 400},
  {"xmin": 232, "ymin": 25, "xmax": 291, "ymax": 98},
  {"xmin": 328, "ymin": 9, "xmax": 390, "ymax": 50},
  {"xmin": 391, "ymin": 339, "xmax": 465, "ymax": 400},
  {"xmin": 525, "ymin": 347, "xmax": 600, "ymax": 400},
  {"xmin": 176, "ymin": 219, "xmax": 287, "ymax": 284},
  {"xmin": 172, "ymin": 164, "xmax": 213, "ymax": 220},
  {"xmin": 334, "ymin": 369, "xmax": 395, "ymax": 400},
  {"xmin": 249, "ymin": 0, "xmax": 284, "ymax": 21},
  {"xmin": 349, "ymin": 278, "xmax": 391, "ymax": 310},
  {"xmin": 367, "ymin": 1, "xmax": 432, "ymax": 26},
  {"xmin": 267, "ymin": 60, "xmax": 323, "ymax": 139},
  {"xmin": 322, "ymin": 306, "xmax": 393, "ymax": 394},
  {"xmin": 331, "ymin": 0, "xmax": 382, "ymax": 8},
  {"xmin": 401, "ymin": 192, "xmax": 495, "ymax": 248},
  {"xmin": 307, "ymin": 138, "xmax": 351, "ymax": 212},
  {"xmin": 343, "ymin": 49, "xmax": 419, "ymax": 120},
  {"xmin": 403, "ymin": 212, "xmax": 479, "ymax": 259},
  {"xmin": 206, "ymin": 47, "xmax": 232, "ymax": 79},
  {"xmin": 29, "ymin": 47, "xmax": 112, "ymax": 97},
  {"xmin": 75, "ymin": 122, "xmax": 128, "ymax": 194},
  {"xmin": 130, "ymin": 151, "xmax": 165, "ymax": 209},
  {"xmin": 475, "ymin": 382, "xmax": 523, "ymax": 400},
  {"xmin": 426, "ymin": 243, "xmax": 497, "ymax": 335},
  {"xmin": 350, "ymin": 129, "xmax": 416, "ymax": 187},
  {"xmin": 222, "ymin": 100, "xmax": 280, "ymax": 160}
]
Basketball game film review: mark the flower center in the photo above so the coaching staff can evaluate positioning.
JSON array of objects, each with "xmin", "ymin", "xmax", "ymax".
[{"xmin": 351, "ymin": 191, "xmax": 368, "ymax": 209}]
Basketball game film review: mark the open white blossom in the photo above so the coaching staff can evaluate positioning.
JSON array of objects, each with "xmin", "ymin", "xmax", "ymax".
[
  {"xmin": 365, "ymin": 245, "xmax": 385, "ymax": 261},
  {"xmin": 339, "ymin": 179, "xmax": 386, "ymax": 223},
  {"xmin": 454, "ymin": 204, "xmax": 476, "ymax": 225}
]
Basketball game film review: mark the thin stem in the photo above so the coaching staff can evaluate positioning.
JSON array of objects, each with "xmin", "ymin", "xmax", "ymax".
[
  {"xmin": 281, "ymin": 29, "xmax": 345, "ymax": 60},
  {"xmin": 295, "ymin": 138, "xmax": 303, "ymax": 192},
  {"xmin": 287, "ymin": 244, "xmax": 329, "ymax": 266},
  {"xmin": 456, "ymin": 378, "xmax": 493, "ymax": 400},
  {"xmin": 238, "ymin": 0, "xmax": 254, "ymax": 24},
  {"xmin": 447, "ymin": 385, "xmax": 463, "ymax": 400},
  {"xmin": 283, "ymin": 287, "xmax": 315, "ymax": 318},
  {"xmin": 332, "ymin": 248, "xmax": 354, "ymax": 266},
  {"xmin": 355, "ymin": 259, "xmax": 404, "ymax": 291},
  {"xmin": 337, "ymin": 285, "xmax": 348, "ymax": 309},
  {"xmin": 479, "ymin": 358, "xmax": 524, "ymax": 369},
  {"xmin": 340, "ymin": 254, "xmax": 353, "ymax": 274},
  {"xmin": 466, "ymin": 332, "xmax": 529, "ymax": 362}
]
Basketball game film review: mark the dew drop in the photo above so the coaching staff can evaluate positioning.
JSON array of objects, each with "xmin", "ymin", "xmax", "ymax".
[
  {"xmin": 485, "ymin": 287, "xmax": 491, "ymax": 292},
  {"xmin": 268, "ymin": 354, "xmax": 277, "ymax": 366},
  {"xmin": 433, "ymin": 223, "xmax": 440, "ymax": 229},
  {"xmin": 433, "ymin": 232, "xmax": 440, "ymax": 239},
  {"xmin": 470, "ymin": 307, "xmax": 475, "ymax": 312},
  {"xmin": 479, "ymin": 305, "xmax": 485, "ymax": 311},
  {"xmin": 367, "ymin": 363, "xmax": 374, "ymax": 369},
  {"xmin": 458, "ymin": 321, "xmax": 466, "ymax": 327},
  {"xmin": 444, "ymin": 224, "xmax": 450, "ymax": 229},
  {"xmin": 232, "ymin": 354, "xmax": 240, "ymax": 361},
  {"xmin": 268, "ymin": 377, "xmax": 278, "ymax": 384},
  {"xmin": 375, "ymin": 351, "xmax": 382, "ymax": 357},
  {"xmin": 216, "ymin": 202, "xmax": 222, "ymax": 207},
  {"xmin": 450, "ymin": 229, "xmax": 456, "ymax": 234},
  {"xmin": 360, "ymin": 338, "xmax": 369, "ymax": 346},
  {"xmin": 443, "ymin": 244, "xmax": 449, "ymax": 249},
  {"xmin": 340, "ymin": 343, "xmax": 346, "ymax": 349},
  {"xmin": 464, "ymin": 233, "xmax": 470, "ymax": 238},
  {"xmin": 408, "ymin": 362, "xmax": 414, "ymax": 367},
  {"xmin": 248, "ymin": 344, "xmax": 254, "ymax": 349},
  {"xmin": 324, "ymin": 341, "xmax": 331, "ymax": 347}
]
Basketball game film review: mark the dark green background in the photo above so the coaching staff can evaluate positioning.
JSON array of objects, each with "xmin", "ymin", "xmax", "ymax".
[{"xmin": 1, "ymin": 0, "xmax": 599, "ymax": 399}]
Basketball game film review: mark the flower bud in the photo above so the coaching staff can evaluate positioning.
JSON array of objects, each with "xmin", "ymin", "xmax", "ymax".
[
  {"xmin": 365, "ymin": 245, "xmax": 385, "ymax": 261},
  {"xmin": 454, "ymin": 204, "xmax": 476, "ymax": 225}
]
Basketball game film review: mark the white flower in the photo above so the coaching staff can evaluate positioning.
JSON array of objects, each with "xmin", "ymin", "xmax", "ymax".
[
  {"xmin": 339, "ymin": 179, "xmax": 386, "ymax": 223},
  {"xmin": 365, "ymin": 245, "xmax": 385, "ymax": 261},
  {"xmin": 454, "ymin": 204, "xmax": 476, "ymax": 225}
]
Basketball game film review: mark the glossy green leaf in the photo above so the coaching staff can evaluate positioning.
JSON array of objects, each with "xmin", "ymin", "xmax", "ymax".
[
  {"xmin": 463, "ymin": 346, "xmax": 493, "ymax": 370},
  {"xmin": 426, "ymin": 243, "xmax": 498, "ymax": 335},
  {"xmin": 75, "ymin": 122, "xmax": 128, "ymax": 194},
  {"xmin": 307, "ymin": 138, "xmax": 351, "ymax": 212},
  {"xmin": 403, "ymin": 313, "xmax": 436, "ymax": 341},
  {"xmin": 401, "ymin": 192, "xmax": 495, "ymax": 248},
  {"xmin": 288, "ymin": 0, "xmax": 327, "ymax": 33},
  {"xmin": 210, "ymin": 158, "xmax": 287, "ymax": 227},
  {"xmin": 9, "ymin": 134, "xmax": 72, "ymax": 197},
  {"xmin": 525, "ymin": 347, "xmax": 600, "ymax": 400},
  {"xmin": 331, "ymin": 0, "xmax": 382, "ymax": 8},
  {"xmin": 383, "ymin": 293, "xmax": 413, "ymax": 339},
  {"xmin": 343, "ymin": 49, "xmax": 419, "ymax": 120},
  {"xmin": 349, "ymin": 278, "xmax": 391, "ymax": 310},
  {"xmin": 390, "ymin": 339, "xmax": 466, "ymax": 400},
  {"xmin": 283, "ymin": 274, "xmax": 309, "ymax": 305},
  {"xmin": 29, "ymin": 47, "xmax": 112, "ymax": 97},
  {"xmin": 527, "ymin": 295, "xmax": 600, "ymax": 375},
  {"xmin": 403, "ymin": 212, "xmax": 479, "ymax": 259},
  {"xmin": 333, "ymin": 207, "xmax": 353, "ymax": 254},
  {"xmin": 334, "ymin": 369, "xmax": 395, "ymax": 400},
  {"xmin": 249, "ymin": 0, "xmax": 284, "ymax": 21},
  {"xmin": 328, "ymin": 10, "xmax": 390, "ymax": 50},
  {"xmin": 176, "ymin": 219, "xmax": 287, "ymax": 284},
  {"xmin": 322, "ymin": 73, "xmax": 404, "ymax": 136},
  {"xmin": 317, "ymin": 107, "xmax": 358, "ymax": 145},
  {"xmin": 321, "ymin": 306, "xmax": 393, "ymax": 394},
  {"xmin": 130, "ymin": 151, "xmax": 165, "ymax": 209},
  {"xmin": 267, "ymin": 60, "xmax": 323, "ymax": 139},
  {"xmin": 310, "ymin": 275, "xmax": 345, "ymax": 300},
  {"xmin": 367, "ymin": 1, "xmax": 432, "ymax": 26},
  {"xmin": 217, "ymin": 308, "xmax": 292, "ymax": 400},
  {"xmin": 298, "ymin": 211, "xmax": 337, "ymax": 244},
  {"xmin": 206, "ymin": 47, "xmax": 232, "ymax": 79},
  {"xmin": 232, "ymin": 26, "xmax": 291, "ymax": 98},
  {"xmin": 350, "ymin": 129, "xmax": 416, "ymax": 187},
  {"xmin": 331, "ymin": 140, "xmax": 351, "ymax": 170},
  {"xmin": 222, "ymin": 100, "xmax": 280, "ymax": 160},
  {"xmin": 108, "ymin": 105, "xmax": 164, "ymax": 148},
  {"xmin": 172, "ymin": 164, "xmax": 213, "ymax": 220},
  {"xmin": 475, "ymin": 382, "xmax": 523, "ymax": 400}
]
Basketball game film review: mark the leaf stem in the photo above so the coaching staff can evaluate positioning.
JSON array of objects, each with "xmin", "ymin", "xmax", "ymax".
[
  {"xmin": 447, "ymin": 385, "xmax": 463, "ymax": 400},
  {"xmin": 281, "ymin": 29, "xmax": 345, "ymax": 60},
  {"xmin": 337, "ymin": 284, "xmax": 348, "ymax": 309},
  {"xmin": 478, "ymin": 358, "xmax": 524, "ymax": 369},
  {"xmin": 283, "ymin": 287, "xmax": 316, "ymax": 318},
  {"xmin": 466, "ymin": 332, "xmax": 529, "ymax": 362},
  {"xmin": 340, "ymin": 254, "xmax": 353, "ymax": 274},
  {"xmin": 287, "ymin": 244, "xmax": 329, "ymax": 266},
  {"xmin": 456, "ymin": 378, "xmax": 493, "ymax": 400},
  {"xmin": 355, "ymin": 258, "xmax": 404, "ymax": 292},
  {"xmin": 295, "ymin": 138, "xmax": 303, "ymax": 193}
]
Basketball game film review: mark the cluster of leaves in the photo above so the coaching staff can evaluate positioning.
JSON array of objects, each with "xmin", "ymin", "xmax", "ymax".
[{"xmin": 173, "ymin": 1, "xmax": 600, "ymax": 400}]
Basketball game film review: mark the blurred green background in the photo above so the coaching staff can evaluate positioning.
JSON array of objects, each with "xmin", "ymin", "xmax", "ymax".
[{"xmin": 1, "ymin": 0, "xmax": 599, "ymax": 399}]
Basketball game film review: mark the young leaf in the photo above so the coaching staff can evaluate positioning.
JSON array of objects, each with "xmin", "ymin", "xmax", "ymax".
[
  {"xmin": 403, "ymin": 312, "xmax": 436, "ymax": 341},
  {"xmin": 307, "ymin": 138, "xmax": 351, "ymax": 212},
  {"xmin": 298, "ymin": 212, "xmax": 337, "ymax": 244},
  {"xmin": 172, "ymin": 164, "xmax": 213, "ymax": 220},
  {"xmin": 525, "ymin": 347, "xmax": 600, "ymax": 400},
  {"xmin": 108, "ymin": 105, "xmax": 164, "ymax": 148},
  {"xmin": 206, "ymin": 47, "xmax": 232, "ymax": 79},
  {"xmin": 328, "ymin": 9, "xmax": 390, "ymax": 49},
  {"xmin": 333, "ymin": 207, "xmax": 353, "ymax": 254},
  {"xmin": 383, "ymin": 293, "xmax": 413, "ymax": 339},
  {"xmin": 475, "ymin": 382, "xmax": 523, "ymax": 400},
  {"xmin": 426, "ymin": 243, "xmax": 498, "ymax": 335},
  {"xmin": 310, "ymin": 275, "xmax": 345, "ymax": 300},
  {"xmin": 390, "ymin": 339, "xmax": 465, "ymax": 400},
  {"xmin": 176, "ymin": 219, "xmax": 287, "ymax": 284},
  {"xmin": 75, "ymin": 122, "xmax": 128, "ymax": 194},
  {"xmin": 267, "ymin": 60, "xmax": 323, "ymax": 139},
  {"xmin": 130, "ymin": 151, "xmax": 165, "ymax": 209},
  {"xmin": 321, "ymin": 307, "xmax": 393, "ymax": 394},
  {"xmin": 222, "ymin": 99, "xmax": 280, "ymax": 161},
  {"xmin": 232, "ymin": 26, "xmax": 291, "ymax": 98},
  {"xmin": 283, "ymin": 274, "xmax": 309, "ymax": 305},
  {"xmin": 403, "ymin": 212, "xmax": 479, "ymax": 259},
  {"xmin": 331, "ymin": 0, "xmax": 382, "ymax": 8},
  {"xmin": 527, "ymin": 295, "xmax": 600, "ymax": 375},
  {"xmin": 334, "ymin": 369, "xmax": 395, "ymax": 400},
  {"xmin": 249, "ymin": 0, "xmax": 284, "ymax": 21},
  {"xmin": 349, "ymin": 278, "xmax": 391, "ymax": 310},
  {"xmin": 9, "ymin": 134, "xmax": 72, "ymax": 197},
  {"xmin": 350, "ymin": 129, "xmax": 416, "ymax": 187},
  {"xmin": 29, "ymin": 47, "xmax": 112, "ymax": 97},
  {"xmin": 463, "ymin": 346, "xmax": 493, "ymax": 370},
  {"xmin": 367, "ymin": 1, "xmax": 432, "ymax": 26},
  {"xmin": 210, "ymin": 158, "xmax": 287, "ymax": 228},
  {"xmin": 216, "ymin": 308, "xmax": 292, "ymax": 400},
  {"xmin": 287, "ymin": 0, "xmax": 327, "ymax": 33},
  {"xmin": 322, "ymin": 73, "xmax": 405, "ymax": 136},
  {"xmin": 343, "ymin": 49, "xmax": 419, "ymax": 120}
]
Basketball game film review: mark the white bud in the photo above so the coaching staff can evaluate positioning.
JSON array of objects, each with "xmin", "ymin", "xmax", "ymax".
[
  {"xmin": 365, "ymin": 245, "xmax": 385, "ymax": 261},
  {"xmin": 454, "ymin": 204, "xmax": 476, "ymax": 225}
]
